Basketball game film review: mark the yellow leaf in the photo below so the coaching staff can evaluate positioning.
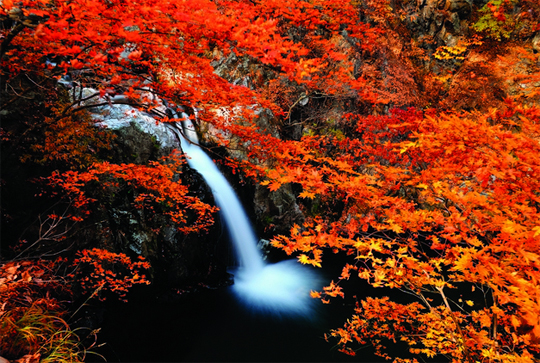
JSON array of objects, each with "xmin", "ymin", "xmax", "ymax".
[
  {"xmin": 510, "ymin": 315, "xmax": 521, "ymax": 329},
  {"xmin": 298, "ymin": 254, "xmax": 310, "ymax": 265},
  {"xmin": 400, "ymin": 141, "xmax": 418, "ymax": 154},
  {"xmin": 502, "ymin": 220, "xmax": 519, "ymax": 234},
  {"xmin": 358, "ymin": 269, "xmax": 370, "ymax": 280},
  {"xmin": 390, "ymin": 223, "xmax": 403, "ymax": 234},
  {"xmin": 299, "ymin": 190, "xmax": 316, "ymax": 199}
]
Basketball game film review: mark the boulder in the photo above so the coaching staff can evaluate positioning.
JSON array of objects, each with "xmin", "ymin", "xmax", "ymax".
[{"xmin": 81, "ymin": 94, "xmax": 230, "ymax": 288}]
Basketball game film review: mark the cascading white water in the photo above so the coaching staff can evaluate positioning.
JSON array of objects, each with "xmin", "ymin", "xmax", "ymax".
[
  {"xmin": 172, "ymin": 112, "xmax": 319, "ymax": 317},
  {"xmin": 175, "ymin": 114, "xmax": 264, "ymax": 273}
]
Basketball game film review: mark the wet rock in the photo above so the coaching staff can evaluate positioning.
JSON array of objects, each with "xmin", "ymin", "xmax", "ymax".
[
  {"xmin": 253, "ymin": 183, "xmax": 305, "ymax": 237},
  {"xmin": 533, "ymin": 33, "xmax": 540, "ymax": 53},
  {"xmin": 82, "ymin": 97, "xmax": 230, "ymax": 288}
]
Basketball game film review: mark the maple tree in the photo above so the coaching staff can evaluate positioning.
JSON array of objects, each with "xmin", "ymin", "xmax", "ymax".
[
  {"xmin": 1, "ymin": 0, "xmax": 540, "ymax": 362},
  {"xmin": 268, "ymin": 105, "xmax": 540, "ymax": 361},
  {"xmin": 46, "ymin": 154, "xmax": 218, "ymax": 233},
  {"xmin": 255, "ymin": 5, "xmax": 540, "ymax": 360}
]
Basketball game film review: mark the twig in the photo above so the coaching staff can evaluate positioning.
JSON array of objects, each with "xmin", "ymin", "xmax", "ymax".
[
  {"xmin": 286, "ymin": 92, "xmax": 308, "ymax": 124},
  {"xmin": 436, "ymin": 285, "xmax": 474, "ymax": 363},
  {"xmin": 69, "ymin": 283, "xmax": 106, "ymax": 321},
  {"xmin": 14, "ymin": 206, "xmax": 76, "ymax": 260}
]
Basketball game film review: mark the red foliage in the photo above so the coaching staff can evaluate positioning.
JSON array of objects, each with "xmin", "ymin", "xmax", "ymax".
[
  {"xmin": 46, "ymin": 155, "xmax": 218, "ymax": 233},
  {"xmin": 2, "ymin": 0, "xmax": 540, "ymax": 361},
  {"xmin": 68, "ymin": 248, "xmax": 151, "ymax": 302},
  {"xmin": 267, "ymin": 103, "xmax": 540, "ymax": 361}
]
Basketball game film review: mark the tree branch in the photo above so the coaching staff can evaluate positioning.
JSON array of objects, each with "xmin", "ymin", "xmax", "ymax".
[{"xmin": 0, "ymin": 22, "xmax": 26, "ymax": 59}]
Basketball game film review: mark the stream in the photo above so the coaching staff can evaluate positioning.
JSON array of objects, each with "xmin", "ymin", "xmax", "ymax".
[
  {"xmin": 87, "ymin": 107, "xmax": 394, "ymax": 362},
  {"xmin": 90, "ymin": 282, "xmax": 387, "ymax": 362}
]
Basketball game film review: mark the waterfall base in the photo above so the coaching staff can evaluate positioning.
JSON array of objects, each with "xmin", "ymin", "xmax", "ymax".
[
  {"xmin": 173, "ymin": 112, "xmax": 320, "ymax": 318},
  {"xmin": 231, "ymin": 260, "xmax": 321, "ymax": 318}
]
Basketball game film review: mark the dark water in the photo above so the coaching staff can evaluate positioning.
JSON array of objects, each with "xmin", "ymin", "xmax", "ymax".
[{"xmin": 88, "ymin": 283, "xmax": 386, "ymax": 363}]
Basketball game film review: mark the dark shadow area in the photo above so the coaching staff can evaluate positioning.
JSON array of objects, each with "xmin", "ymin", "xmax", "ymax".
[{"xmin": 88, "ymin": 283, "xmax": 383, "ymax": 362}]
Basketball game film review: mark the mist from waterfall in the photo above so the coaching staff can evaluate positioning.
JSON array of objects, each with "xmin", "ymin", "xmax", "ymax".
[{"xmin": 172, "ymin": 112, "xmax": 319, "ymax": 317}]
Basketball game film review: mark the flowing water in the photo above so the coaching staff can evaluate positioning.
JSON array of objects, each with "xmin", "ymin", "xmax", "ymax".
[
  {"xmin": 86, "ymin": 105, "xmax": 390, "ymax": 362},
  {"xmin": 172, "ymin": 112, "xmax": 320, "ymax": 317}
]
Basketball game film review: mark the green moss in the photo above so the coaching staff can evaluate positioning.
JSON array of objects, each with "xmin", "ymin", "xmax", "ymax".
[
  {"xmin": 262, "ymin": 215, "xmax": 275, "ymax": 226},
  {"xmin": 327, "ymin": 127, "xmax": 345, "ymax": 140},
  {"xmin": 473, "ymin": 0, "xmax": 519, "ymax": 41}
]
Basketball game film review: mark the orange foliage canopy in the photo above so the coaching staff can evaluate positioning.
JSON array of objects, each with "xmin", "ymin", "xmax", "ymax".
[
  {"xmin": 268, "ymin": 104, "xmax": 540, "ymax": 361},
  {"xmin": 0, "ymin": 0, "xmax": 376, "ymax": 114},
  {"xmin": 2, "ymin": 0, "xmax": 540, "ymax": 362},
  {"xmin": 1, "ymin": 0, "xmax": 378, "ymax": 232},
  {"xmin": 46, "ymin": 155, "xmax": 217, "ymax": 233}
]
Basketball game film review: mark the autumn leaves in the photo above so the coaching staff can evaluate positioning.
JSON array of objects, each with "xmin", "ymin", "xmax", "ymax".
[{"xmin": 2, "ymin": 0, "xmax": 540, "ymax": 361}]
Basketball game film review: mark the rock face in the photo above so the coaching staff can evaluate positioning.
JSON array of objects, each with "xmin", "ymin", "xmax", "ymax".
[
  {"xmin": 79, "ymin": 87, "xmax": 178, "ymax": 149},
  {"xmin": 196, "ymin": 100, "xmax": 307, "ymax": 239},
  {"xmin": 253, "ymin": 183, "xmax": 305, "ymax": 237},
  {"xmin": 82, "ymin": 94, "xmax": 231, "ymax": 288},
  {"xmin": 79, "ymin": 85, "xmax": 306, "ymax": 285},
  {"xmin": 533, "ymin": 33, "xmax": 540, "ymax": 53}
]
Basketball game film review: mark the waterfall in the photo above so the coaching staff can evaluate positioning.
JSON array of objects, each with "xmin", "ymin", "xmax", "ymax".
[
  {"xmin": 175, "ymin": 114, "xmax": 264, "ymax": 273},
  {"xmin": 172, "ymin": 112, "xmax": 319, "ymax": 317}
]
